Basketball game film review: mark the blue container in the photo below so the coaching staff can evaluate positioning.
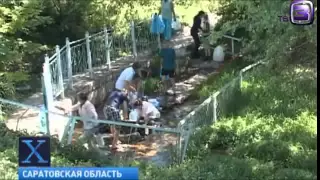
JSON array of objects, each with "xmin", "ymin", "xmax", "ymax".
[{"xmin": 148, "ymin": 98, "xmax": 161, "ymax": 109}]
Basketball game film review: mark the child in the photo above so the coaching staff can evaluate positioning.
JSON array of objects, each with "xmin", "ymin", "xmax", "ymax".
[
  {"xmin": 103, "ymin": 89, "xmax": 129, "ymax": 150},
  {"xmin": 201, "ymin": 13, "xmax": 211, "ymax": 60},
  {"xmin": 159, "ymin": 41, "xmax": 176, "ymax": 107},
  {"xmin": 66, "ymin": 92, "xmax": 98, "ymax": 146},
  {"xmin": 133, "ymin": 99, "xmax": 161, "ymax": 136}
]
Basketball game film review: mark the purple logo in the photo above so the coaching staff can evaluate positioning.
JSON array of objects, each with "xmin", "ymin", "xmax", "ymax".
[{"xmin": 290, "ymin": 0, "xmax": 314, "ymax": 25}]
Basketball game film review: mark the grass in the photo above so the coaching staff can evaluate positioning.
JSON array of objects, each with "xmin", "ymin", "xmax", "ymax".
[{"xmin": 140, "ymin": 62, "xmax": 317, "ymax": 179}]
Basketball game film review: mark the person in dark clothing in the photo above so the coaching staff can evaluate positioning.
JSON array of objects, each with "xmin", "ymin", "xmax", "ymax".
[{"xmin": 191, "ymin": 11, "xmax": 206, "ymax": 58}]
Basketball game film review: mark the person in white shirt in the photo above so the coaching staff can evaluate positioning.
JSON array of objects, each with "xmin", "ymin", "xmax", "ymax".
[
  {"xmin": 65, "ymin": 92, "xmax": 98, "ymax": 142},
  {"xmin": 133, "ymin": 99, "xmax": 161, "ymax": 136},
  {"xmin": 115, "ymin": 62, "xmax": 142, "ymax": 92}
]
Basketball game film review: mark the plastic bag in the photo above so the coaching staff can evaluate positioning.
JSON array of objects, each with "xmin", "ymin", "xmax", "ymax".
[
  {"xmin": 150, "ymin": 14, "xmax": 165, "ymax": 34},
  {"xmin": 148, "ymin": 98, "xmax": 161, "ymax": 109},
  {"xmin": 171, "ymin": 17, "xmax": 181, "ymax": 31}
]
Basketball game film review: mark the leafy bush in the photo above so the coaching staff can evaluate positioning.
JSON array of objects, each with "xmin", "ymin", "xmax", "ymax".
[
  {"xmin": 0, "ymin": 123, "xmax": 116, "ymax": 179},
  {"xmin": 143, "ymin": 77, "xmax": 161, "ymax": 95},
  {"xmin": 1, "ymin": 0, "xmax": 317, "ymax": 179},
  {"xmin": 142, "ymin": 154, "xmax": 277, "ymax": 180},
  {"xmin": 184, "ymin": 63, "xmax": 317, "ymax": 178},
  {"xmin": 190, "ymin": 57, "xmax": 251, "ymax": 100}
]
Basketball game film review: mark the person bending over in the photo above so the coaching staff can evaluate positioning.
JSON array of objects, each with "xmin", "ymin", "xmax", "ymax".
[
  {"xmin": 103, "ymin": 89, "xmax": 129, "ymax": 150},
  {"xmin": 115, "ymin": 62, "xmax": 142, "ymax": 92},
  {"xmin": 114, "ymin": 62, "xmax": 141, "ymax": 117},
  {"xmin": 133, "ymin": 99, "xmax": 161, "ymax": 136},
  {"xmin": 191, "ymin": 10, "xmax": 206, "ymax": 58},
  {"xmin": 160, "ymin": 41, "xmax": 176, "ymax": 106}
]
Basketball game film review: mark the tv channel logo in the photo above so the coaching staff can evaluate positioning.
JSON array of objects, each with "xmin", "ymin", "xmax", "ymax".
[
  {"xmin": 19, "ymin": 137, "xmax": 50, "ymax": 167},
  {"xmin": 290, "ymin": 0, "xmax": 314, "ymax": 25}
]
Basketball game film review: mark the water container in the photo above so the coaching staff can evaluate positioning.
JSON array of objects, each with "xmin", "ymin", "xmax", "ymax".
[
  {"xmin": 129, "ymin": 109, "xmax": 140, "ymax": 122},
  {"xmin": 172, "ymin": 17, "xmax": 181, "ymax": 31},
  {"xmin": 213, "ymin": 45, "xmax": 225, "ymax": 62}
]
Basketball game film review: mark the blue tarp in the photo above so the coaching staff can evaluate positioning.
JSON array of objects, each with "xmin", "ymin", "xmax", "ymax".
[{"xmin": 150, "ymin": 14, "xmax": 165, "ymax": 34}]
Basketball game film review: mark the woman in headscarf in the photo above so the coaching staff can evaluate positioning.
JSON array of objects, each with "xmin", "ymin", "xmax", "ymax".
[{"xmin": 159, "ymin": 0, "xmax": 176, "ymax": 41}]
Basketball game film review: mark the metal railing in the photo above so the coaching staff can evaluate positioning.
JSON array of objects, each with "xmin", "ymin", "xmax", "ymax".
[
  {"xmin": 177, "ymin": 60, "xmax": 266, "ymax": 161},
  {"xmin": 0, "ymin": 60, "xmax": 265, "ymax": 164},
  {"xmin": 60, "ymin": 61, "xmax": 266, "ymax": 163},
  {"xmin": 46, "ymin": 21, "xmax": 160, "ymax": 100}
]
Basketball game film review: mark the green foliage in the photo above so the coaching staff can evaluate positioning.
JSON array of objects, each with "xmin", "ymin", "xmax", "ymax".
[
  {"xmin": 150, "ymin": 54, "xmax": 161, "ymax": 69},
  {"xmin": 143, "ymin": 55, "xmax": 162, "ymax": 94},
  {"xmin": 210, "ymin": 0, "xmax": 317, "ymax": 67},
  {"xmin": 143, "ymin": 77, "xmax": 161, "ymax": 95},
  {"xmin": 190, "ymin": 57, "xmax": 251, "ymax": 100},
  {"xmin": 0, "ymin": 123, "xmax": 116, "ymax": 179},
  {"xmin": 0, "ymin": 0, "xmax": 317, "ymax": 179},
  {"xmin": 0, "ymin": 0, "xmax": 215, "ymax": 103},
  {"xmin": 185, "ymin": 63, "xmax": 317, "ymax": 178}
]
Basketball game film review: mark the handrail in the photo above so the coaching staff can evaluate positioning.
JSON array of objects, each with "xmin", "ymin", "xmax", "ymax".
[
  {"xmin": 222, "ymin": 35, "xmax": 241, "ymax": 41},
  {"xmin": 69, "ymin": 38, "xmax": 86, "ymax": 46},
  {"xmin": 177, "ymin": 61, "xmax": 265, "ymax": 128},
  {"xmin": 48, "ymin": 53, "xmax": 57, "ymax": 62},
  {"xmin": 0, "ymin": 97, "xmax": 180, "ymax": 134}
]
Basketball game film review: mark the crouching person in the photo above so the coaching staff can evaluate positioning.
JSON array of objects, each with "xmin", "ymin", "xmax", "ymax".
[
  {"xmin": 103, "ymin": 89, "xmax": 129, "ymax": 150},
  {"xmin": 133, "ymin": 99, "xmax": 161, "ymax": 136}
]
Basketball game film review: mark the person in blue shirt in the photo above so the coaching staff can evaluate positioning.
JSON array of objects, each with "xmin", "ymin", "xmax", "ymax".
[
  {"xmin": 160, "ymin": 41, "xmax": 176, "ymax": 106},
  {"xmin": 103, "ymin": 89, "xmax": 128, "ymax": 150}
]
